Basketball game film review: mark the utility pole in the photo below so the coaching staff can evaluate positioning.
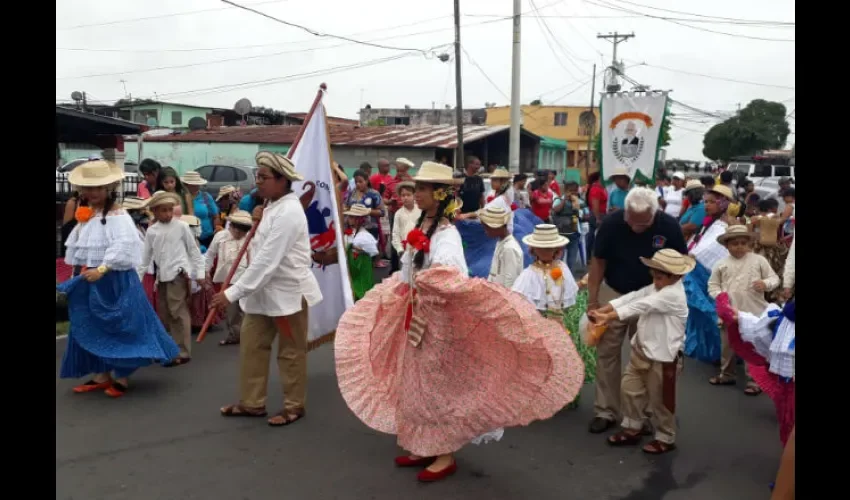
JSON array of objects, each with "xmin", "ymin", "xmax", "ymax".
[
  {"xmin": 453, "ymin": 0, "xmax": 464, "ymax": 169},
  {"xmin": 597, "ymin": 32, "xmax": 634, "ymax": 92},
  {"xmin": 81, "ymin": 91, "xmax": 87, "ymax": 112},
  {"xmin": 508, "ymin": 0, "xmax": 522, "ymax": 173},
  {"xmin": 584, "ymin": 63, "xmax": 597, "ymax": 180}
]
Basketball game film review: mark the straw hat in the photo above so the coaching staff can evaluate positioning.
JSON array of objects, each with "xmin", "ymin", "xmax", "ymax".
[
  {"xmin": 478, "ymin": 205, "xmax": 511, "ymax": 228},
  {"xmin": 227, "ymin": 210, "xmax": 253, "ymax": 226},
  {"xmin": 608, "ymin": 166, "xmax": 631, "ymax": 181},
  {"xmin": 68, "ymin": 160, "xmax": 124, "ymax": 187},
  {"xmin": 489, "ymin": 168, "xmax": 512, "ymax": 180},
  {"xmin": 717, "ymin": 224, "xmax": 756, "ymax": 245},
  {"xmin": 639, "ymin": 248, "xmax": 696, "ymax": 276},
  {"xmin": 522, "ymin": 224, "xmax": 570, "ymax": 248},
  {"xmin": 122, "ymin": 196, "xmax": 149, "ymax": 210},
  {"xmin": 344, "ymin": 204, "xmax": 371, "ymax": 217},
  {"xmin": 708, "ymin": 184, "xmax": 735, "ymax": 201},
  {"xmin": 180, "ymin": 171, "xmax": 208, "ymax": 185},
  {"xmin": 395, "ymin": 157, "xmax": 415, "ymax": 168},
  {"xmin": 147, "ymin": 190, "xmax": 182, "ymax": 208},
  {"xmin": 216, "ymin": 185, "xmax": 237, "ymax": 201},
  {"xmin": 683, "ymin": 179, "xmax": 703, "ymax": 192},
  {"xmin": 255, "ymin": 151, "xmax": 303, "ymax": 181},
  {"xmin": 180, "ymin": 215, "xmax": 200, "ymax": 227},
  {"xmin": 395, "ymin": 181, "xmax": 415, "ymax": 194},
  {"xmin": 413, "ymin": 161, "xmax": 460, "ymax": 185}
]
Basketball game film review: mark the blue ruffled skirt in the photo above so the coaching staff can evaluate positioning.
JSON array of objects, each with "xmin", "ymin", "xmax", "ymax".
[
  {"xmin": 456, "ymin": 208, "xmax": 542, "ymax": 278},
  {"xmin": 683, "ymin": 261, "xmax": 721, "ymax": 363},
  {"xmin": 58, "ymin": 270, "xmax": 180, "ymax": 379}
]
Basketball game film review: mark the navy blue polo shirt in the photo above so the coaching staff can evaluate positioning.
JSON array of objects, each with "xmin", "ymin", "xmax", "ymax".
[{"xmin": 593, "ymin": 210, "xmax": 688, "ymax": 294}]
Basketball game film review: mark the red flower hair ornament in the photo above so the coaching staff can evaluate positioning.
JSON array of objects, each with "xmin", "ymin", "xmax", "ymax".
[{"xmin": 404, "ymin": 228, "xmax": 431, "ymax": 253}]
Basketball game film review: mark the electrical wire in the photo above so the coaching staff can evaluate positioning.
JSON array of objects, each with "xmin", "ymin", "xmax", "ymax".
[
  {"xmin": 605, "ymin": 0, "xmax": 794, "ymax": 26},
  {"xmin": 528, "ymin": 1, "xmax": 588, "ymax": 80},
  {"xmin": 626, "ymin": 60, "xmax": 795, "ymax": 90},
  {"xmin": 529, "ymin": 0, "xmax": 596, "ymax": 67}
]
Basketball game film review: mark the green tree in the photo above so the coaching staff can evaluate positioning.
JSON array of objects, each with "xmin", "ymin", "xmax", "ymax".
[
  {"xmin": 530, "ymin": 99, "xmax": 542, "ymax": 105},
  {"xmin": 702, "ymin": 99, "xmax": 790, "ymax": 161},
  {"xmin": 660, "ymin": 114, "xmax": 672, "ymax": 147}
]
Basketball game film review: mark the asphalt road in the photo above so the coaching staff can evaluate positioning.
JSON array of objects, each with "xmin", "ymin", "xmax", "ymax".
[{"xmin": 56, "ymin": 266, "xmax": 782, "ymax": 500}]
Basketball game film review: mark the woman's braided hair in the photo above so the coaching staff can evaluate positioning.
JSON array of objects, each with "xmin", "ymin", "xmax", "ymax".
[
  {"xmin": 412, "ymin": 183, "xmax": 457, "ymax": 269},
  {"xmin": 100, "ymin": 183, "xmax": 119, "ymax": 225}
]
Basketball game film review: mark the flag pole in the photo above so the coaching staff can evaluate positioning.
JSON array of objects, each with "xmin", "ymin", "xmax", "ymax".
[{"xmin": 197, "ymin": 83, "xmax": 328, "ymax": 343}]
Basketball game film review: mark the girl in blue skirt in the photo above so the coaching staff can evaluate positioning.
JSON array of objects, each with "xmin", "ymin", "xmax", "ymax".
[{"xmin": 59, "ymin": 161, "xmax": 179, "ymax": 398}]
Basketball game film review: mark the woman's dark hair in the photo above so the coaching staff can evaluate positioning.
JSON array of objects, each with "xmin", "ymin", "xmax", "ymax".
[
  {"xmin": 686, "ymin": 187, "xmax": 705, "ymax": 204},
  {"xmin": 100, "ymin": 186, "xmax": 118, "ymax": 225},
  {"xmin": 353, "ymin": 169, "xmax": 369, "ymax": 183},
  {"xmin": 564, "ymin": 180, "xmax": 579, "ymax": 190},
  {"xmin": 513, "ymin": 173, "xmax": 528, "ymax": 183},
  {"xmin": 412, "ymin": 184, "xmax": 455, "ymax": 269},
  {"xmin": 231, "ymin": 222, "xmax": 252, "ymax": 233},
  {"xmin": 358, "ymin": 161, "xmax": 373, "ymax": 171},
  {"xmin": 159, "ymin": 166, "xmax": 187, "ymax": 195},
  {"xmin": 139, "ymin": 158, "xmax": 162, "ymax": 175},
  {"xmin": 587, "ymin": 172, "xmax": 601, "ymax": 184},
  {"xmin": 782, "ymin": 187, "xmax": 795, "ymax": 198},
  {"xmin": 759, "ymin": 198, "xmax": 779, "ymax": 212},
  {"xmin": 699, "ymin": 175, "xmax": 716, "ymax": 188}
]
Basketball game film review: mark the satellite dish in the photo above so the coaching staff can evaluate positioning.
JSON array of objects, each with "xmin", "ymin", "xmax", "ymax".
[
  {"xmin": 234, "ymin": 98, "xmax": 252, "ymax": 116},
  {"xmin": 146, "ymin": 117, "xmax": 158, "ymax": 127},
  {"xmin": 71, "ymin": 91, "xmax": 83, "ymax": 102},
  {"xmin": 188, "ymin": 117, "xmax": 207, "ymax": 131}
]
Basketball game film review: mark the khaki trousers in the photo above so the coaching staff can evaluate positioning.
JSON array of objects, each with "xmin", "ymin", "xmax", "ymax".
[
  {"xmin": 225, "ymin": 301, "xmax": 244, "ymax": 342},
  {"xmin": 157, "ymin": 279, "xmax": 191, "ymax": 358},
  {"xmin": 621, "ymin": 348, "xmax": 678, "ymax": 444},
  {"xmin": 239, "ymin": 297, "xmax": 309, "ymax": 410},
  {"xmin": 719, "ymin": 324, "xmax": 756, "ymax": 387},
  {"xmin": 593, "ymin": 282, "xmax": 638, "ymax": 421}
]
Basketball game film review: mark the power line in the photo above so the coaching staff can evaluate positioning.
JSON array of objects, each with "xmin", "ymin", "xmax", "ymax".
[
  {"xmin": 606, "ymin": 0, "xmax": 794, "ymax": 25},
  {"xmin": 627, "ymin": 60, "xmax": 795, "ymax": 90},
  {"xmin": 220, "ymin": 0, "xmax": 433, "ymax": 54},
  {"xmin": 529, "ymin": 1, "xmax": 588, "ymax": 80},
  {"xmin": 57, "ymin": 0, "xmax": 288, "ymax": 31},
  {"xmin": 585, "ymin": 0, "xmax": 795, "ymax": 42},
  {"xmin": 530, "ymin": 0, "xmax": 595, "ymax": 67}
]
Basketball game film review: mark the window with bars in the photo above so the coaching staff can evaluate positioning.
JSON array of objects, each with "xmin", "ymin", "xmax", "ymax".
[{"xmin": 553, "ymin": 112, "xmax": 567, "ymax": 127}]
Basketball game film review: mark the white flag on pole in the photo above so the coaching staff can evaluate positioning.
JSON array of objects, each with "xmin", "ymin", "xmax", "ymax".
[
  {"xmin": 291, "ymin": 100, "xmax": 354, "ymax": 345},
  {"xmin": 600, "ymin": 92, "xmax": 669, "ymax": 182}
]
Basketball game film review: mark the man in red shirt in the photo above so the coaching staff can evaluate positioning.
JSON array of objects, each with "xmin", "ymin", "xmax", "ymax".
[
  {"xmin": 585, "ymin": 171, "xmax": 608, "ymax": 257},
  {"xmin": 370, "ymin": 158, "xmax": 394, "ymax": 197},
  {"xmin": 530, "ymin": 175, "xmax": 554, "ymax": 222}
]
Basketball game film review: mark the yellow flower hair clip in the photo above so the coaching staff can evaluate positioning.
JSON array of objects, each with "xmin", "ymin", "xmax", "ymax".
[
  {"xmin": 444, "ymin": 198, "xmax": 462, "ymax": 217},
  {"xmin": 433, "ymin": 189, "xmax": 448, "ymax": 201}
]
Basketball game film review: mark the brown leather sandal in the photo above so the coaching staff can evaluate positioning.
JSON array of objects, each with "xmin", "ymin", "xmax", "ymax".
[
  {"xmin": 220, "ymin": 404, "xmax": 267, "ymax": 418},
  {"xmin": 268, "ymin": 408, "xmax": 306, "ymax": 427}
]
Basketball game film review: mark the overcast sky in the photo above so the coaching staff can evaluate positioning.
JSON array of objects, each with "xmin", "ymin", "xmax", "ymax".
[{"xmin": 56, "ymin": 0, "xmax": 795, "ymax": 160}]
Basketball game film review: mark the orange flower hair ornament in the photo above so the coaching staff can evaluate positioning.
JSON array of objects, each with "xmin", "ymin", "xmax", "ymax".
[{"xmin": 75, "ymin": 206, "xmax": 94, "ymax": 223}]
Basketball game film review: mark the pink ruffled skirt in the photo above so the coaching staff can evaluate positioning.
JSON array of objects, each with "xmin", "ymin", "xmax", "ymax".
[{"xmin": 335, "ymin": 266, "xmax": 585, "ymax": 457}]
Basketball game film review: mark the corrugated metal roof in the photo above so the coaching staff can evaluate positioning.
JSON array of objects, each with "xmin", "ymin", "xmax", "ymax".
[{"xmin": 136, "ymin": 124, "xmax": 536, "ymax": 149}]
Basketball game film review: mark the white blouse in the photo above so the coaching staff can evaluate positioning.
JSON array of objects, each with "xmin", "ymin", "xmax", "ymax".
[
  {"xmin": 346, "ymin": 228, "xmax": 379, "ymax": 257},
  {"xmin": 663, "ymin": 187, "xmax": 684, "ymax": 218},
  {"xmin": 512, "ymin": 261, "xmax": 578, "ymax": 311},
  {"xmin": 399, "ymin": 222, "xmax": 468, "ymax": 283},
  {"xmin": 689, "ymin": 220, "xmax": 729, "ymax": 271},
  {"xmin": 205, "ymin": 230, "xmax": 250, "ymax": 284},
  {"xmin": 65, "ymin": 209, "xmax": 143, "ymax": 271}
]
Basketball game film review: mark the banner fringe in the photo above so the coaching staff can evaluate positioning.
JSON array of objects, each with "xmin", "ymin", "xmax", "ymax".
[{"xmin": 308, "ymin": 330, "xmax": 335, "ymax": 352}]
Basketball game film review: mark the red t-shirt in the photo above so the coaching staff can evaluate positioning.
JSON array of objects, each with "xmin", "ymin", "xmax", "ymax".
[
  {"xmin": 369, "ymin": 173, "xmax": 394, "ymax": 198},
  {"xmin": 530, "ymin": 189, "xmax": 554, "ymax": 221},
  {"xmin": 587, "ymin": 183, "xmax": 608, "ymax": 216},
  {"xmin": 549, "ymin": 180, "xmax": 562, "ymax": 196}
]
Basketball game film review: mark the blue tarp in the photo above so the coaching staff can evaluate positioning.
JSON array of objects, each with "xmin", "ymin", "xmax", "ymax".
[{"xmin": 456, "ymin": 208, "xmax": 542, "ymax": 278}]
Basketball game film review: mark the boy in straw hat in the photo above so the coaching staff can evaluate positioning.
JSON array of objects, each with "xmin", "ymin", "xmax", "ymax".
[
  {"xmin": 512, "ymin": 224, "xmax": 579, "ymax": 319},
  {"xmin": 205, "ymin": 210, "xmax": 253, "ymax": 346},
  {"xmin": 390, "ymin": 181, "xmax": 421, "ymax": 273},
  {"xmin": 140, "ymin": 191, "xmax": 207, "ymax": 367},
  {"xmin": 211, "ymin": 151, "xmax": 322, "ymax": 427},
  {"xmin": 590, "ymin": 248, "xmax": 694, "ymax": 454},
  {"xmin": 343, "ymin": 204, "xmax": 380, "ymax": 300},
  {"xmin": 707, "ymin": 224, "xmax": 779, "ymax": 395},
  {"xmin": 480, "ymin": 206, "xmax": 523, "ymax": 288}
]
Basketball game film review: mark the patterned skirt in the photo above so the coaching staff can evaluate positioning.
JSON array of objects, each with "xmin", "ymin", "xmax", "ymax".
[
  {"xmin": 335, "ymin": 267, "xmax": 586, "ymax": 457},
  {"xmin": 754, "ymin": 242, "xmax": 789, "ymax": 303}
]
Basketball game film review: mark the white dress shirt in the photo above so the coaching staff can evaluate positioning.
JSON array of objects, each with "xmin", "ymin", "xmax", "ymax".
[
  {"xmin": 610, "ymin": 281, "xmax": 688, "ymax": 363},
  {"xmin": 488, "ymin": 235, "xmax": 524, "ymax": 288},
  {"xmin": 225, "ymin": 192, "xmax": 323, "ymax": 316},
  {"xmin": 707, "ymin": 252, "xmax": 779, "ymax": 315},
  {"xmin": 205, "ymin": 230, "xmax": 250, "ymax": 284},
  {"xmin": 663, "ymin": 187, "xmax": 684, "ymax": 218},
  {"xmin": 391, "ymin": 205, "xmax": 422, "ymax": 254},
  {"xmin": 512, "ymin": 261, "xmax": 579, "ymax": 311},
  {"xmin": 783, "ymin": 234, "xmax": 795, "ymax": 289},
  {"xmin": 140, "ymin": 219, "xmax": 206, "ymax": 281}
]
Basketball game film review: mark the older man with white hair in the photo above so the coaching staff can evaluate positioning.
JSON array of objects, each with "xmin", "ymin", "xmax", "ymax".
[{"xmin": 586, "ymin": 187, "xmax": 688, "ymax": 434}]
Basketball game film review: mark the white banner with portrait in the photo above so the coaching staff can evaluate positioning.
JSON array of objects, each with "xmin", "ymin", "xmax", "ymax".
[{"xmin": 600, "ymin": 92, "xmax": 669, "ymax": 182}]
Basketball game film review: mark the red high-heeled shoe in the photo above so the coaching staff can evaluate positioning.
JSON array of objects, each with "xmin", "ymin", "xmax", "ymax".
[
  {"xmin": 394, "ymin": 455, "xmax": 435, "ymax": 467},
  {"xmin": 417, "ymin": 461, "xmax": 457, "ymax": 482}
]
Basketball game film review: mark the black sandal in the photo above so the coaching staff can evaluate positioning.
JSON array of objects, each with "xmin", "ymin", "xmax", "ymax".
[
  {"xmin": 219, "ymin": 339, "xmax": 240, "ymax": 346},
  {"xmin": 164, "ymin": 357, "xmax": 191, "ymax": 368},
  {"xmin": 268, "ymin": 408, "xmax": 306, "ymax": 427},
  {"xmin": 709, "ymin": 376, "xmax": 735, "ymax": 386}
]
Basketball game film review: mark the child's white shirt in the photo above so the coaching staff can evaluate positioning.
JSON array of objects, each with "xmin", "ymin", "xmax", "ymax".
[
  {"xmin": 347, "ymin": 227, "xmax": 379, "ymax": 257},
  {"xmin": 140, "ymin": 219, "xmax": 205, "ymax": 282},
  {"xmin": 609, "ymin": 281, "xmax": 688, "ymax": 363},
  {"xmin": 205, "ymin": 230, "xmax": 250, "ymax": 284},
  {"xmin": 512, "ymin": 261, "xmax": 578, "ymax": 311}
]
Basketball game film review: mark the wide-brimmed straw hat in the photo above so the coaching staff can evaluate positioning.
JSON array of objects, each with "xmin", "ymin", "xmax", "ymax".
[
  {"xmin": 180, "ymin": 215, "xmax": 200, "ymax": 227},
  {"xmin": 717, "ymin": 224, "xmax": 756, "ymax": 245},
  {"xmin": 683, "ymin": 179, "xmax": 703, "ymax": 192},
  {"xmin": 216, "ymin": 185, "xmax": 237, "ymax": 201},
  {"xmin": 344, "ymin": 204, "xmax": 371, "ymax": 217},
  {"xmin": 68, "ymin": 160, "xmax": 124, "ymax": 187},
  {"xmin": 522, "ymin": 224, "xmax": 570, "ymax": 248},
  {"xmin": 478, "ymin": 205, "xmax": 511, "ymax": 228},
  {"xmin": 608, "ymin": 166, "xmax": 631, "ymax": 181},
  {"xmin": 180, "ymin": 171, "xmax": 208, "ymax": 186},
  {"xmin": 122, "ymin": 196, "xmax": 148, "ymax": 210},
  {"xmin": 147, "ymin": 190, "xmax": 182, "ymax": 208},
  {"xmin": 395, "ymin": 181, "xmax": 415, "ymax": 194},
  {"xmin": 639, "ymin": 248, "xmax": 696, "ymax": 276},
  {"xmin": 413, "ymin": 161, "xmax": 460, "ymax": 185},
  {"xmin": 489, "ymin": 168, "xmax": 512, "ymax": 180},
  {"xmin": 395, "ymin": 157, "xmax": 415, "ymax": 168},
  {"xmin": 227, "ymin": 210, "xmax": 253, "ymax": 227},
  {"xmin": 255, "ymin": 151, "xmax": 303, "ymax": 181},
  {"xmin": 708, "ymin": 184, "xmax": 735, "ymax": 201}
]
